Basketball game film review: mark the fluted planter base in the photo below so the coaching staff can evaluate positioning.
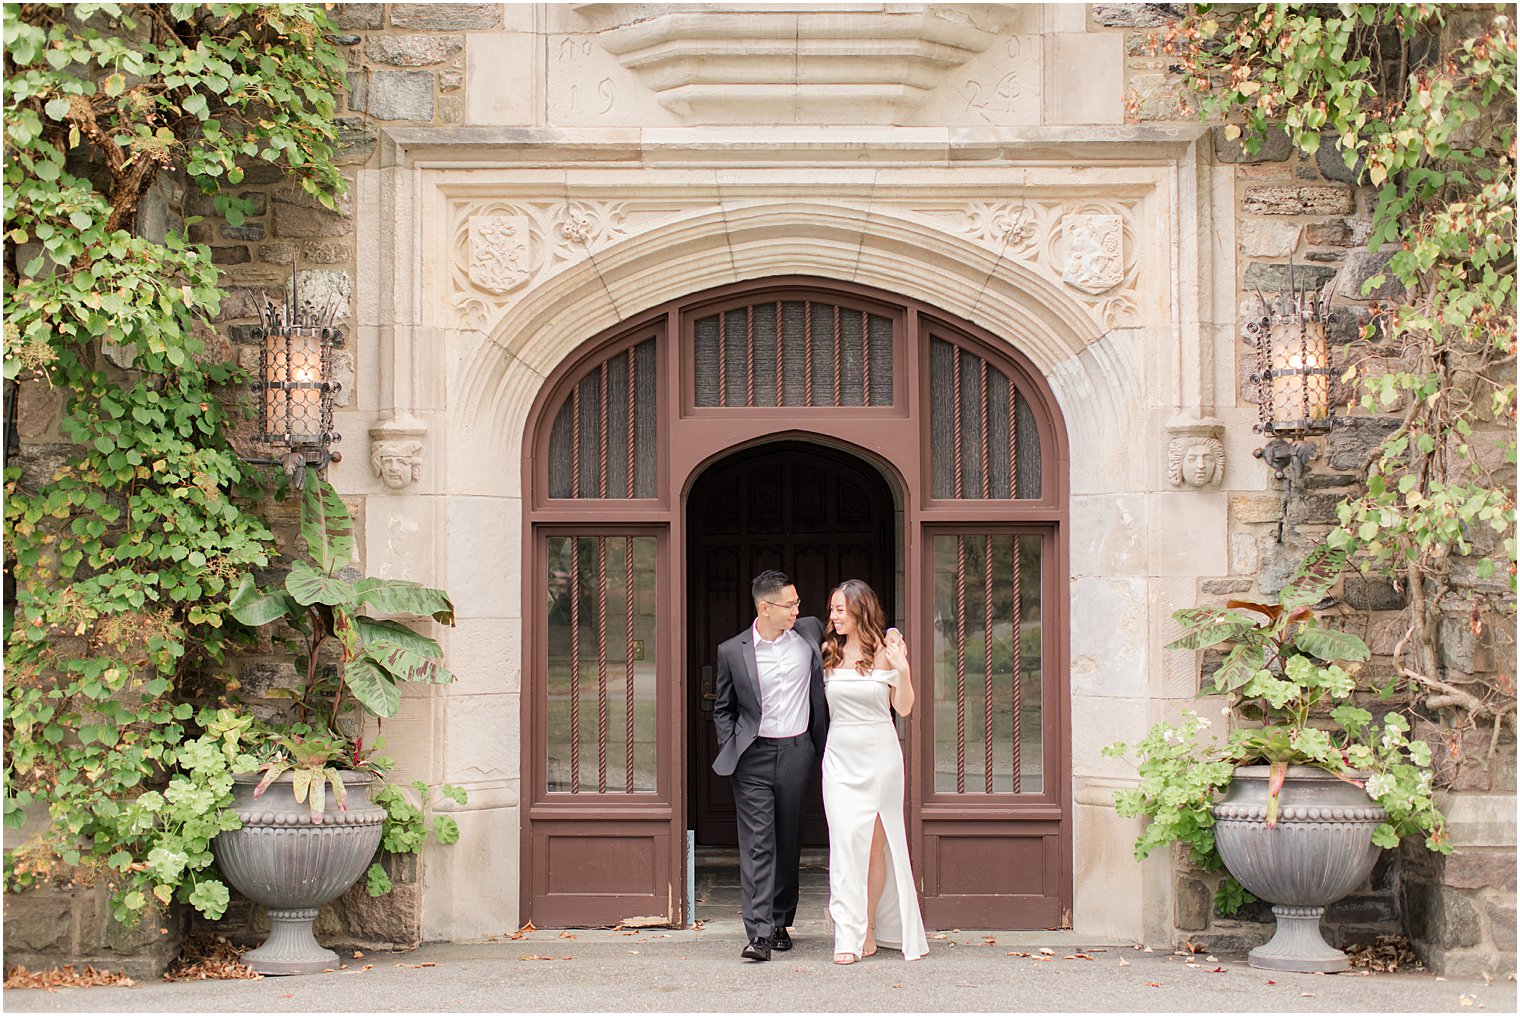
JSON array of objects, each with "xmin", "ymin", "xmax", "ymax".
[
  {"xmin": 241, "ymin": 908, "xmax": 337, "ymax": 976},
  {"xmin": 1213, "ymin": 766, "xmax": 1386, "ymax": 975},
  {"xmin": 1249, "ymin": 905, "xmax": 1350, "ymax": 973}
]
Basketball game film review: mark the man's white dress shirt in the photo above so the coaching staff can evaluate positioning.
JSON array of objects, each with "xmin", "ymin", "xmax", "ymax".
[{"xmin": 752, "ymin": 623, "xmax": 811, "ymax": 738}]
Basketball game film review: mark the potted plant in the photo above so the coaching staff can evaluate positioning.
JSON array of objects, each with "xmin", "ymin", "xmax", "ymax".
[
  {"xmin": 217, "ymin": 468, "xmax": 461, "ymax": 975},
  {"xmin": 1102, "ymin": 544, "xmax": 1449, "ymax": 973}
]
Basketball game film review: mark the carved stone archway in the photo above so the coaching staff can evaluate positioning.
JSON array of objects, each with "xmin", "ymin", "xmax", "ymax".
[{"xmin": 345, "ymin": 126, "xmax": 1239, "ymax": 944}]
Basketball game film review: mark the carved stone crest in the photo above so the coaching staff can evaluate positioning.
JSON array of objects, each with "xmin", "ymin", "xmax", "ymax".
[
  {"xmin": 1060, "ymin": 213, "xmax": 1123, "ymax": 295},
  {"xmin": 468, "ymin": 215, "xmax": 532, "ymax": 294}
]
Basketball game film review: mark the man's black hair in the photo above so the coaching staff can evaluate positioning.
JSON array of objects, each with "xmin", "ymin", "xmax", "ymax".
[{"xmin": 751, "ymin": 570, "xmax": 793, "ymax": 606}]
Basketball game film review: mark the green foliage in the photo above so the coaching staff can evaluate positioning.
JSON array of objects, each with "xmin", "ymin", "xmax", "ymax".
[
  {"xmin": 1104, "ymin": 549, "xmax": 1450, "ymax": 914},
  {"xmin": 228, "ymin": 474, "xmax": 461, "ymax": 896},
  {"xmin": 250, "ymin": 731, "xmax": 378, "ymax": 823},
  {"xmin": 2, "ymin": 3, "xmax": 346, "ymax": 922},
  {"xmin": 229, "ymin": 468, "xmax": 456, "ymax": 728},
  {"xmin": 366, "ymin": 778, "xmax": 467, "ymax": 898},
  {"xmin": 1181, "ymin": 3, "xmax": 1516, "ymax": 731}
]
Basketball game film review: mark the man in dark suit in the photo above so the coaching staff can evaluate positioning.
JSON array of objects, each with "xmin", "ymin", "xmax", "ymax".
[{"xmin": 711, "ymin": 569, "xmax": 828, "ymax": 962}]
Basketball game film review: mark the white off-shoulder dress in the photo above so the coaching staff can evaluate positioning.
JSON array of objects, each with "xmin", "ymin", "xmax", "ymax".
[{"xmin": 822, "ymin": 667, "xmax": 928, "ymax": 961}]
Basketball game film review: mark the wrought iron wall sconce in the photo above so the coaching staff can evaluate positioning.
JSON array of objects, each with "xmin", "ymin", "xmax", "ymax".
[
  {"xmin": 1245, "ymin": 285, "xmax": 1334, "ymax": 482},
  {"xmin": 245, "ymin": 271, "xmax": 343, "ymax": 484}
]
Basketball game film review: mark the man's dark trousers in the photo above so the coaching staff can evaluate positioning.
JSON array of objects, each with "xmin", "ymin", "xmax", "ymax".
[{"xmin": 731, "ymin": 733, "xmax": 814, "ymax": 943}]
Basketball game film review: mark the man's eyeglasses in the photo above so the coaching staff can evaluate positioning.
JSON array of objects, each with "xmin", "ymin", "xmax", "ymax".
[{"xmin": 762, "ymin": 599, "xmax": 802, "ymax": 612}]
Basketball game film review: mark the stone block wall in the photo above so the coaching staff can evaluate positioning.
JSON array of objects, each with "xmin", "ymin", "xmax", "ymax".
[
  {"xmin": 1099, "ymin": 4, "xmax": 1517, "ymax": 975},
  {"xmin": 2, "ymin": 886, "xmax": 185, "ymax": 979},
  {"xmin": 8, "ymin": 2, "xmax": 1513, "ymax": 977}
]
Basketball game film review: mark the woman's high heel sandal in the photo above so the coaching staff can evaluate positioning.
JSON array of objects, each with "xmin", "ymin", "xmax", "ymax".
[
  {"xmin": 862, "ymin": 925, "xmax": 878, "ymax": 957},
  {"xmin": 833, "ymin": 952, "xmax": 858, "ymax": 965}
]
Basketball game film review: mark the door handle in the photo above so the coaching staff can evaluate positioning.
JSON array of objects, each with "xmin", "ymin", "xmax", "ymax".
[{"xmin": 700, "ymin": 664, "xmax": 714, "ymax": 713}]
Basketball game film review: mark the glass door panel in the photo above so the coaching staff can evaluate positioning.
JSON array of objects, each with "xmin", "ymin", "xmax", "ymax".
[
  {"xmin": 929, "ymin": 533, "xmax": 1043, "ymax": 795},
  {"xmin": 545, "ymin": 534, "xmax": 659, "ymax": 794}
]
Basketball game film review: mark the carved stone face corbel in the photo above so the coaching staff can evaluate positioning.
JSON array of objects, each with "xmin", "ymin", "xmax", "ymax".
[
  {"xmin": 368, "ymin": 418, "xmax": 426, "ymax": 491},
  {"xmin": 1166, "ymin": 421, "xmax": 1226, "ymax": 488}
]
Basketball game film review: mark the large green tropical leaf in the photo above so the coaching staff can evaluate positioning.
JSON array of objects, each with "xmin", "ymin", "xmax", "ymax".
[
  {"xmin": 1208, "ymin": 643, "xmax": 1265, "ymax": 693},
  {"xmin": 1166, "ymin": 608, "xmax": 1259, "ymax": 651},
  {"xmin": 229, "ymin": 573, "xmax": 300, "ymax": 627},
  {"xmin": 367, "ymin": 642, "xmax": 454, "ymax": 686},
  {"xmin": 301, "ymin": 469, "xmax": 355, "ymax": 574},
  {"xmin": 331, "ymin": 606, "xmax": 361, "ymax": 657},
  {"xmin": 1294, "ymin": 625, "xmax": 1372, "ymax": 664},
  {"xmin": 355, "ymin": 577, "xmax": 455, "ymax": 625},
  {"xmin": 344, "ymin": 655, "xmax": 402, "ymax": 717},
  {"xmin": 1280, "ymin": 544, "xmax": 1348, "ymax": 609},
  {"xmin": 286, "ymin": 558, "xmax": 356, "ymax": 607},
  {"xmin": 355, "ymin": 616, "xmax": 443, "ymax": 658}
]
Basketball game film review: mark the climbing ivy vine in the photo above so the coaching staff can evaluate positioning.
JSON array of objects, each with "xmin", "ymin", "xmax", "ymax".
[
  {"xmin": 1177, "ymin": 4, "xmax": 1516, "ymax": 751},
  {"xmin": 3, "ymin": 3, "xmax": 346, "ymax": 923}
]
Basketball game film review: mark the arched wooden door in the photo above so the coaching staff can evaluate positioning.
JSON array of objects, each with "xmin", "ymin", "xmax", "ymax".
[
  {"xmin": 687, "ymin": 441, "xmax": 897, "ymax": 847},
  {"xmin": 522, "ymin": 278, "xmax": 1070, "ymax": 929}
]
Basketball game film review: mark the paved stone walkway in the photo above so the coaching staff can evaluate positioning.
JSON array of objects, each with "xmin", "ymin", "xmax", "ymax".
[{"xmin": 5, "ymin": 852, "xmax": 1514, "ymax": 1012}]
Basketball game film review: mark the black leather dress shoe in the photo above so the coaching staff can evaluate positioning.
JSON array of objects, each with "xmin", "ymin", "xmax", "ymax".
[
  {"xmin": 741, "ymin": 938, "xmax": 772, "ymax": 961},
  {"xmin": 771, "ymin": 927, "xmax": 793, "ymax": 951}
]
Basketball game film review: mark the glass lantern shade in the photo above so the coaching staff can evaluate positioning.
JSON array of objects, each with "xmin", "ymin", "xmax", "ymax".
[
  {"xmin": 1251, "ymin": 289, "xmax": 1334, "ymax": 439},
  {"xmin": 258, "ymin": 326, "xmax": 331, "ymax": 446}
]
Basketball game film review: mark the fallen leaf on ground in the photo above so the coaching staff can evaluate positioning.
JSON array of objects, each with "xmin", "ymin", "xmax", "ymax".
[
  {"xmin": 1346, "ymin": 934, "xmax": 1423, "ymax": 973},
  {"xmin": 3, "ymin": 965, "xmax": 136, "ymax": 991},
  {"xmin": 1007, "ymin": 951, "xmax": 1030, "ymax": 958},
  {"xmin": 353, "ymin": 950, "xmax": 364, "ymax": 958},
  {"xmin": 1147, "ymin": 982, "xmax": 1162, "ymax": 988},
  {"xmin": 1118, "ymin": 958, "xmax": 1130, "ymax": 966},
  {"xmin": 559, "ymin": 931, "xmax": 576, "ymax": 940},
  {"xmin": 983, "ymin": 937, "xmax": 996, "ymax": 945},
  {"xmin": 1065, "ymin": 953, "xmax": 1094, "ymax": 961},
  {"xmin": 163, "ymin": 935, "xmax": 258, "ymax": 982},
  {"xmin": 1300, "ymin": 993, "xmax": 1315, "ymax": 998},
  {"xmin": 520, "ymin": 955, "xmax": 560, "ymax": 961},
  {"xmin": 1266, "ymin": 980, "xmax": 1275, "ymax": 985},
  {"xmin": 1460, "ymin": 996, "xmax": 1475, "ymax": 1006},
  {"xmin": 1209, "ymin": 966, "xmax": 1227, "ymax": 973},
  {"xmin": 1038, "ymin": 947, "xmax": 1055, "ymax": 955}
]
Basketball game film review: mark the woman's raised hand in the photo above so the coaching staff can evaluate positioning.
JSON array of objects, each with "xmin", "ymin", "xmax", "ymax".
[{"xmin": 882, "ymin": 627, "xmax": 908, "ymax": 669}]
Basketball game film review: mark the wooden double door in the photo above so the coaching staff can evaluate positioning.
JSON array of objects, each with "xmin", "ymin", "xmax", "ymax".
[
  {"xmin": 687, "ymin": 442, "xmax": 896, "ymax": 847},
  {"xmin": 522, "ymin": 278, "xmax": 1071, "ymax": 931}
]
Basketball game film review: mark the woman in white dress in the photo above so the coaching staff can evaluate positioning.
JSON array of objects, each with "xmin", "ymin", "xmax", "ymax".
[{"xmin": 821, "ymin": 579, "xmax": 928, "ymax": 964}]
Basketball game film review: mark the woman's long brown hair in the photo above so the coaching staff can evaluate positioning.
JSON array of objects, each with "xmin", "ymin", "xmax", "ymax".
[{"xmin": 821, "ymin": 579, "xmax": 887, "ymax": 675}]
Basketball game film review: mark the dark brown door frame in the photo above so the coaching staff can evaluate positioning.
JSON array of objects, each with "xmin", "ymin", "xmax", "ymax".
[{"xmin": 521, "ymin": 276, "xmax": 1071, "ymax": 928}]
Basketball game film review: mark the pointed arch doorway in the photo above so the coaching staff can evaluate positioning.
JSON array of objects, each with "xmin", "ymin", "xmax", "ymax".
[
  {"xmin": 687, "ymin": 439, "xmax": 899, "ymax": 848},
  {"xmin": 522, "ymin": 277, "xmax": 1071, "ymax": 929}
]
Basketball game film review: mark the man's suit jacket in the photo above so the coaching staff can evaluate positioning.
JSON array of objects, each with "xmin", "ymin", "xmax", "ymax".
[{"xmin": 711, "ymin": 615, "xmax": 828, "ymax": 777}]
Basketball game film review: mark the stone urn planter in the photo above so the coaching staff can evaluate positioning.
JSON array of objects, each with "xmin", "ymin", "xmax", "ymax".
[
  {"xmin": 1212, "ymin": 765, "xmax": 1386, "ymax": 973},
  {"xmin": 213, "ymin": 771, "xmax": 386, "ymax": 975}
]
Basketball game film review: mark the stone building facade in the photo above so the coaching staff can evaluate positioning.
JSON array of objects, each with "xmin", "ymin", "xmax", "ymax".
[{"xmin": 9, "ymin": 2, "xmax": 1512, "ymax": 977}]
